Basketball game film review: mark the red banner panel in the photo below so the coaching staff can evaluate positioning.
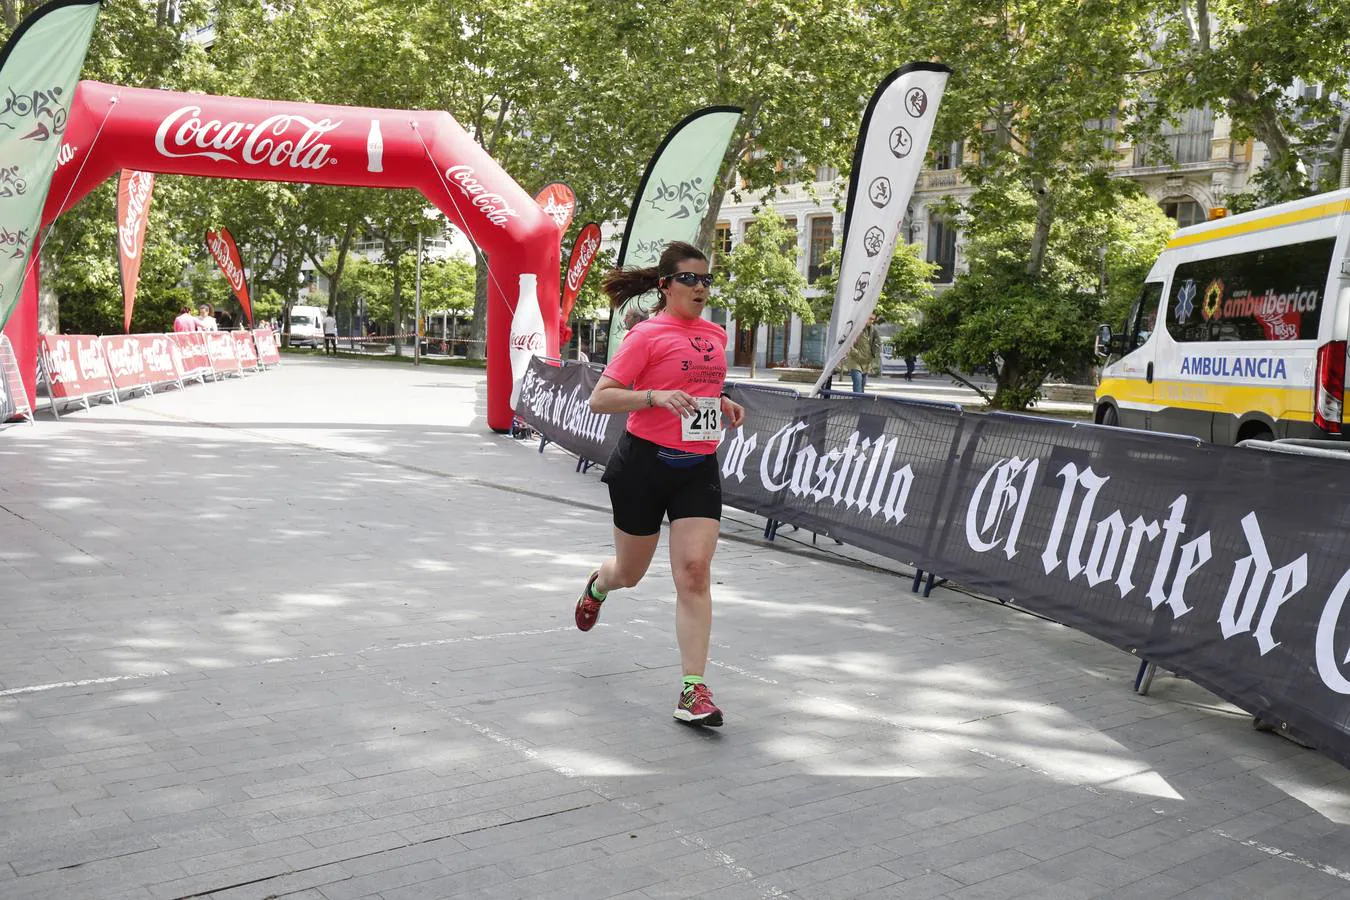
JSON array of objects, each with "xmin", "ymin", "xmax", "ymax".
[
  {"xmin": 170, "ymin": 332, "xmax": 211, "ymax": 376},
  {"xmin": 205, "ymin": 227, "xmax": 253, "ymax": 326},
  {"xmin": 132, "ymin": 333, "xmax": 181, "ymax": 385},
  {"xmin": 99, "ymin": 335, "xmax": 152, "ymax": 392},
  {"xmin": 562, "ymin": 222, "xmax": 602, "ymax": 324},
  {"xmin": 116, "ymin": 170, "xmax": 155, "ymax": 333},
  {"xmin": 39, "ymin": 335, "xmax": 114, "ymax": 398},
  {"xmin": 204, "ymin": 330, "xmax": 241, "ymax": 375},
  {"xmin": 253, "ymin": 328, "xmax": 281, "ymax": 366},
  {"xmin": 233, "ymin": 330, "xmax": 259, "ymax": 369}
]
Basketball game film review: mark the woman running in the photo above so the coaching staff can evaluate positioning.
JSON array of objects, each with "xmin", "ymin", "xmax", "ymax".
[{"xmin": 575, "ymin": 241, "xmax": 744, "ymax": 727}]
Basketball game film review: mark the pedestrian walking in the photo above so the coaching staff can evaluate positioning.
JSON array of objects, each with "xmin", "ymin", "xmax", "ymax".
[
  {"xmin": 576, "ymin": 241, "xmax": 745, "ymax": 727},
  {"xmin": 843, "ymin": 315, "xmax": 882, "ymax": 393},
  {"xmin": 905, "ymin": 354, "xmax": 916, "ymax": 382},
  {"xmin": 322, "ymin": 310, "xmax": 338, "ymax": 356}
]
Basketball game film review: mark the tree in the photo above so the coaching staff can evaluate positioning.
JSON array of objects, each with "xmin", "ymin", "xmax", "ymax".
[
  {"xmin": 709, "ymin": 207, "xmax": 810, "ymax": 377},
  {"xmin": 1148, "ymin": 0, "xmax": 1350, "ymax": 205}
]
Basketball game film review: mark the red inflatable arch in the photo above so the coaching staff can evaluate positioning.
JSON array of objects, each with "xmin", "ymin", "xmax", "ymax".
[{"xmin": 5, "ymin": 80, "xmax": 560, "ymax": 432}]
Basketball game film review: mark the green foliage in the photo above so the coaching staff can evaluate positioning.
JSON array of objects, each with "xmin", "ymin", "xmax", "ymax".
[{"xmin": 1100, "ymin": 191, "xmax": 1177, "ymax": 332}]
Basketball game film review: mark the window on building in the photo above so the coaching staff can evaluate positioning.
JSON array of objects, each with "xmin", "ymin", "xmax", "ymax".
[
  {"xmin": 808, "ymin": 216, "xmax": 833, "ymax": 283},
  {"xmin": 815, "ymin": 165, "xmax": 840, "ymax": 183},
  {"xmin": 1085, "ymin": 115, "xmax": 1119, "ymax": 153},
  {"xmin": 780, "ymin": 217, "xmax": 797, "ymax": 255},
  {"xmin": 714, "ymin": 223, "xmax": 732, "ymax": 262},
  {"xmin": 1161, "ymin": 197, "xmax": 1206, "ymax": 228},
  {"xmin": 1164, "ymin": 238, "xmax": 1334, "ymax": 343},
  {"xmin": 933, "ymin": 140, "xmax": 963, "ymax": 170},
  {"xmin": 927, "ymin": 214, "xmax": 957, "ymax": 283},
  {"xmin": 1138, "ymin": 106, "xmax": 1214, "ymax": 166}
]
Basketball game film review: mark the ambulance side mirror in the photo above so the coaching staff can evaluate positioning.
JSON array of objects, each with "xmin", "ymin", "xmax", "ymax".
[{"xmin": 1095, "ymin": 324, "xmax": 1113, "ymax": 358}]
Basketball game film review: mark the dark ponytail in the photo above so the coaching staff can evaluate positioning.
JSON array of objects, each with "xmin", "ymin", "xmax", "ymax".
[{"xmin": 602, "ymin": 240, "xmax": 708, "ymax": 312}]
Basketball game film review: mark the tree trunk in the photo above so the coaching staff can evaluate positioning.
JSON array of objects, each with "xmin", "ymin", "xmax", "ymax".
[
  {"xmin": 323, "ymin": 221, "xmax": 356, "ymax": 316},
  {"xmin": 1230, "ymin": 89, "xmax": 1302, "ymax": 198},
  {"xmin": 747, "ymin": 324, "xmax": 757, "ymax": 379},
  {"xmin": 468, "ymin": 259, "xmax": 488, "ymax": 360},
  {"xmin": 38, "ymin": 241, "xmax": 58, "ymax": 333},
  {"xmin": 37, "ymin": 282, "xmax": 58, "ymax": 334},
  {"xmin": 1026, "ymin": 172, "xmax": 1054, "ymax": 279}
]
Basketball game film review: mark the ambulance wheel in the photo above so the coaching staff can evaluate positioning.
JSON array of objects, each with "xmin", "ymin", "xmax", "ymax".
[{"xmin": 1098, "ymin": 405, "xmax": 1118, "ymax": 427}]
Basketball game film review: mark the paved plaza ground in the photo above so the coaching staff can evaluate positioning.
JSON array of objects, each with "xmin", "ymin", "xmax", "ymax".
[{"xmin": 2, "ymin": 357, "xmax": 1350, "ymax": 900}]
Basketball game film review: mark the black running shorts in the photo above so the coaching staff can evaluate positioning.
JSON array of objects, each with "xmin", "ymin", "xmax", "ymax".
[{"xmin": 600, "ymin": 432, "xmax": 722, "ymax": 536}]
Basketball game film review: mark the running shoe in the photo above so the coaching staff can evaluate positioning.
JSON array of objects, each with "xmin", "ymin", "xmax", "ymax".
[
  {"xmin": 575, "ymin": 570, "xmax": 604, "ymax": 632},
  {"xmin": 674, "ymin": 683, "xmax": 723, "ymax": 727}
]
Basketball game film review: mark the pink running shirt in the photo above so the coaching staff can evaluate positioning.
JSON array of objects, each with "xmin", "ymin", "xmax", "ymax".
[
  {"xmin": 603, "ymin": 312, "xmax": 728, "ymax": 454},
  {"xmin": 173, "ymin": 312, "xmax": 198, "ymax": 333}
]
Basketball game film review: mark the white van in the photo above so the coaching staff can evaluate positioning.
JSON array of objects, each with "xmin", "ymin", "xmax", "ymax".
[
  {"xmin": 286, "ymin": 305, "xmax": 326, "ymax": 348},
  {"xmin": 1096, "ymin": 188, "xmax": 1350, "ymax": 444}
]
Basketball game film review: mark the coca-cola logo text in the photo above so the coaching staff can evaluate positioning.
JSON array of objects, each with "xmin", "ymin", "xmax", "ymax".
[
  {"xmin": 566, "ymin": 233, "xmax": 601, "ymax": 293},
  {"xmin": 141, "ymin": 337, "xmax": 176, "ymax": 375},
  {"xmin": 510, "ymin": 332, "xmax": 544, "ymax": 351},
  {"xmin": 119, "ymin": 172, "xmax": 154, "ymax": 260},
  {"xmin": 445, "ymin": 165, "xmax": 520, "ymax": 228},
  {"xmin": 56, "ymin": 143, "xmax": 76, "ymax": 167},
  {"xmin": 155, "ymin": 106, "xmax": 340, "ymax": 170},
  {"xmin": 105, "ymin": 339, "xmax": 147, "ymax": 378},
  {"xmin": 43, "ymin": 338, "xmax": 110, "ymax": 388},
  {"xmin": 206, "ymin": 231, "xmax": 247, "ymax": 292}
]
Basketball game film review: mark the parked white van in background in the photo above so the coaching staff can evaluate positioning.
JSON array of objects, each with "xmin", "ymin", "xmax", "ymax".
[
  {"xmin": 286, "ymin": 305, "xmax": 326, "ymax": 348},
  {"xmin": 1096, "ymin": 188, "xmax": 1350, "ymax": 444}
]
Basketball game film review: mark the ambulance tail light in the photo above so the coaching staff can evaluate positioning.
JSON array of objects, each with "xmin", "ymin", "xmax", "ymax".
[{"xmin": 1314, "ymin": 340, "xmax": 1345, "ymax": 434}]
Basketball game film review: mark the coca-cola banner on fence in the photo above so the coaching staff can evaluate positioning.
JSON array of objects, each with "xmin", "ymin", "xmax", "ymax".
[
  {"xmin": 100, "ymin": 335, "xmax": 152, "ymax": 394},
  {"xmin": 204, "ymin": 227, "xmax": 253, "ymax": 326},
  {"xmin": 116, "ymin": 170, "xmax": 156, "ymax": 333},
  {"xmin": 39, "ymin": 335, "xmax": 114, "ymax": 399},
  {"xmin": 133, "ymin": 333, "xmax": 181, "ymax": 386},
  {"xmin": 171, "ymin": 331, "xmax": 211, "ymax": 380},
  {"xmin": 515, "ymin": 356, "xmax": 1350, "ymax": 771},
  {"xmin": 233, "ymin": 330, "xmax": 259, "ymax": 369},
  {"xmin": 253, "ymin": 328, "xmax": 281, "ymax": 366},
  {"xmin": 204, "ymin": 330, "xmax": 241, "ymax": 376}
]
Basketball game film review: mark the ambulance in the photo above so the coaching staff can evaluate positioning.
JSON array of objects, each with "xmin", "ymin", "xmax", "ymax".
[{"xmin": 1095, "ymin": 188, "xmax": 1350, "ymax": 444}]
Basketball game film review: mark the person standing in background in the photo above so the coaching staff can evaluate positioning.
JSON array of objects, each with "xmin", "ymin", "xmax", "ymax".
[
  {"xmin": 197, "ymin": 303, "xmax": 218, "ymax": 332},
  {"xmin": 173, "ymin": 306, "xmax": 199, "ymax": 333},
  {"xmin": 843, "ymin": 315, "xmax": 882, "ymax": 393},
  {"xmin": 322, "ymin": 310, "xmax": 338, "ymax": 357}
]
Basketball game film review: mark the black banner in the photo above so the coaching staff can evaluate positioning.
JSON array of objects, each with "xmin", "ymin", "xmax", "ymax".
[
  {"xmin": 517, "ymin": 357, "xmax": 1350, "ymax": 767},
  {"xmin": 516, "ymin": 359, "xmax": 626, "ymax": 462}
]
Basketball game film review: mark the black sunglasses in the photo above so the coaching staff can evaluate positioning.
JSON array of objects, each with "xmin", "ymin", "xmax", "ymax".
[{"xmin": 663, "ymin": 271, "xmax": 714, "ymax": 288}]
